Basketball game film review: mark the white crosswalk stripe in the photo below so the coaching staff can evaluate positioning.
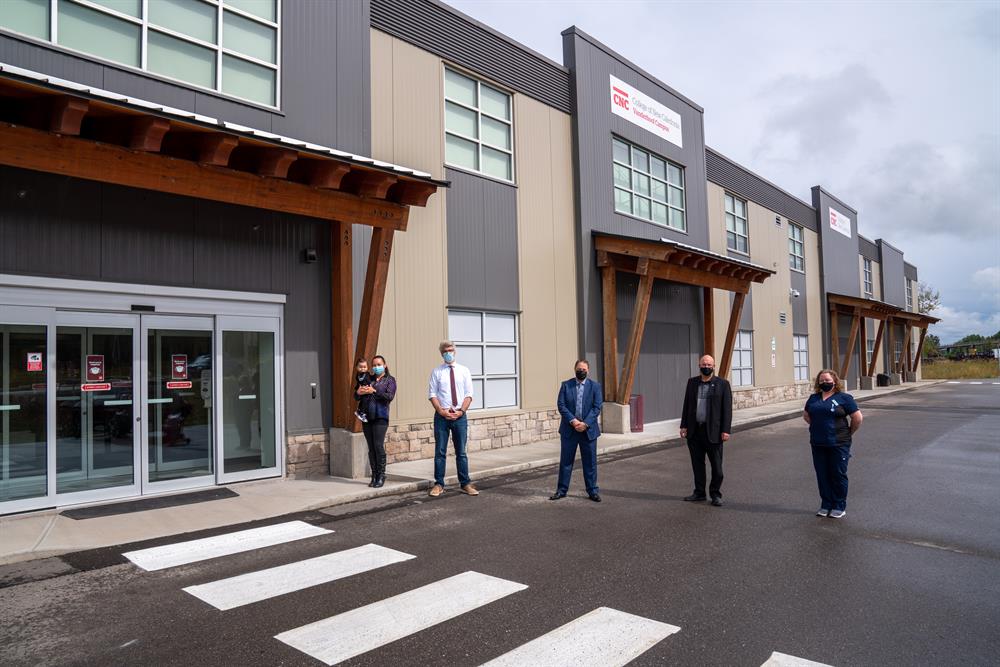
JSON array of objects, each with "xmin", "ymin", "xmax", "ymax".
[
  {"xmin": 123, "ymin": 520, "xmax": 331, "ymax": 571},
  {"xmin": 275, "ymin": 571, "xmax": 528, "ymax": 665},
  {"xmin": 947, "ymin": 381, "xmax": 961, "ymax": 384},
  {"xmin": 183, "ymin": 543, "xmax": 415, "ymax": 610},
  {"xmin": 761, "ymin": 651, "xmax": 834, "ymax": 666},
  {"xmin": 480, "ymin": 606, "xmax": 679, "ymax": 667}
]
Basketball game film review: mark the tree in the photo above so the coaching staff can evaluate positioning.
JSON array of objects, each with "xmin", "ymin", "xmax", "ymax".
[
  {"xmin": 922, "ymin": 333, "xmax": 940, "ymax": 357},
  {"xmin": 956, "ymin": 334, "xmax": 985, "ymax": 344},
  {"xmin": 917, "ymin": 281, "xmax": 940, "ymax": 314}
]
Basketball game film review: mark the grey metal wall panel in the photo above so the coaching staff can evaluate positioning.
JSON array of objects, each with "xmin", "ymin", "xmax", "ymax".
[
  {"xmin": 903, "ymin": 261, "xmax": 918, "ymax": 281},
  {"xmin": 445, "ymin": 168, "xmax": 518, "ymax": 312},
  {"xmin": 351, "ymin": 224, "xmax": 373, "ymax": 335},
  {"xmin": 191, "ymin": 203, "xmax": 274, "ymax": 292},
  {"xmin": 858, "ymin": 235, "xmax": 879, "ymax": 262},
  {"xmin": 790, "ymin": 271, "xmax": 808, "ymax": 335},
  {"xmin": 878, "ymin": 240, "xmax": 906, "ymax": 308},
  {"xmin": 0, "ymin": 35, "xmax": 104, "ymax": 87},
  {"xmin": 706, "ymin": 148, "xmax": 816, "ymax": 231},
  {"xmin": 812, "ymin": 186, "xmax": 860, "ymax": 369},
  {"xmin": 370, "ymin": 0, "xmax": 571, "ymax": 113}
]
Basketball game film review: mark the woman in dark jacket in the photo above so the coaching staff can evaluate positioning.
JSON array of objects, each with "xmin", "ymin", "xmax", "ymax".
[
  {"xmin": 803, "ymin": 369, "xmax": 863, "ymax": 518},
  {"xmin": 355, "ymin": 355, "xmax": 396, "ymax": 488}
]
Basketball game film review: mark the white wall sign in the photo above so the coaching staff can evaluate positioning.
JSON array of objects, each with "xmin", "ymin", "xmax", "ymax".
[
  {"xmin": 828, "ymin": 207, "xmax": 852, "ymax": 239},
  {"xmin": 609, "ymin": 75, "xmax": 683, "ymax": 148}
]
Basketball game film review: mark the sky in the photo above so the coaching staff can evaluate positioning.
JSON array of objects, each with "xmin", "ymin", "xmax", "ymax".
[{"xmin": 446, "ymin": 0, "xmax": 1000, "ymax": 344}]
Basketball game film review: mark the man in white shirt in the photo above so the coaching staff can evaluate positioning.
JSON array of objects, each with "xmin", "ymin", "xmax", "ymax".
[{"xmin": 427, "ymin": 340, "xmax": 477, "ymax": 497}]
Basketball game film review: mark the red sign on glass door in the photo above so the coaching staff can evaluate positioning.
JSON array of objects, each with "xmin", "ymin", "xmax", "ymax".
[
  {"xmin": 86, "ymin": 355, "xmax": 105, "ymax": 382},
  {"xmin": 171, "ymin": 354, "xmax": 188, "ymax": 380}
]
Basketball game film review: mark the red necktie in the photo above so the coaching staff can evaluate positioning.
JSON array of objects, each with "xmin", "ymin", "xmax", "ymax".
[{"xmin": 449, "ymin": 366, "xmax": 459, "ymax": 407}]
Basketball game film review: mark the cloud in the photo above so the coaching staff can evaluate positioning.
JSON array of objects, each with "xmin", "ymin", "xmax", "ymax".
[
  {"xmin": 972, "ymin": 266, "xmax": 1000, "ymax": 292},
  {"xmin": 930, "ymin": 304, "xmax": 1000, "ymax": 343}
]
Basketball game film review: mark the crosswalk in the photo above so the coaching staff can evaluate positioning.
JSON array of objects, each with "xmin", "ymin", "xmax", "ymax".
[
  {"xmin": 945, "ymin": 380, "xmax": 1000, "ymax": 385},
  {"xmin": 122, "ymin": 520, "xmax": 834, "ymax": 665}
]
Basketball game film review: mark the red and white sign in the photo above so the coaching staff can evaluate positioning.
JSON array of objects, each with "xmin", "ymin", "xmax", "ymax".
[
  {"xmin": 166, "ymin": 381, "xmax": 193, "ymax": 390},
  {"xmin": 610, "ymin": 75, "xmax": 683, "ymax": 148},
  {"xmin": 828, "ymin": 207, "xmax": 852, "ymax": 239},
  {"xmin": 86, "ymin": 355, "xmax": 105, "ymax": 382},
  {"xmin": 81, "ymin": 382, "xmax": 112, "ymax": 392},
  {"xmin": 26, "ymin": 352, "xmax": 43, "ymax": 372},
  {"xmin": 171, "ymin": 354, "xmax": 188, "ymax": 380}
]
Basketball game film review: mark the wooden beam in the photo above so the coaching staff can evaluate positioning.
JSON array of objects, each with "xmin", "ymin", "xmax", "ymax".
[
  {"xmin": 899, "ymin": 322, "xmax": 913, "ymax": 375},
  {"xmin": 601, "ymin": 265, "xmax": 619, "ymax": 399},
  {"xmin": 839, "ymin": 310, "xmax": 861, "ymax": 380},
  {"xmin": 616, "ymin": 273, "xmax": 654, "ymax": 404},
  {"xmin": 195, "ymin": 134, "xmax": 239, "ymax": 166},
  {"xmin": 390, "ymin": 180, "xmax": 438, "ymax": 206},
  {"xmin": 331, "ymin": 222, "xmax": 354, "ymax": 429},
  {"xmin": 594, "ymin": 236, "xmax": 676, "ymax": 262},
  {"xmin": 48, "ymin": 97, "xmax": 89, "ymax": 135},
  {"xmin": 830, "ymin": 307, "xmax": 840, "ymax": 373},
  {"xmin": 887, "ymin": 317, "xmax": 896, "ymax": 373},
  {"xmin": 870, "ymin": 319, "xmax": 885, "ymax": 377},
  {"xmin": 0, "ymin": 123, "xmax": 411, "ymax": 230},
  {"xmin": 912, "ymin": 327, "xmax": 928, "ymax": 373},
  {"xmin": 703, "ymin": 287, "xmax": 714, "ymax": 357},
  {"xmin": 859, "ymin": 316, "xmax": 868, "ymax": 376},
  {"xmin": 129, "ymin": 117, "xmax": 171, "ymax": 152},
  {"xmin": 719, "ymin": 291, "xmax": 746, "ymax": 379},
  {"xmin": 253, "ymin": 147, "xmax": 298, "ymax": 178},
  {"xmin": 352, "ymin": 227, "xmax": 395, "ymax": 433},
  {"xmin": 635, "ymin": 257, "xmax": 650, "ymax": 276}
]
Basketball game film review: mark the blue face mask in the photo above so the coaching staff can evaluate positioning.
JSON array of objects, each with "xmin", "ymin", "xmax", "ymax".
[
  {"xmin": 443, "ymin": 352, "xmax": 455, "ymax": 364},
  {"xmin": 372, "ymin": 365, "xmax": 385, "ymax": 376}
]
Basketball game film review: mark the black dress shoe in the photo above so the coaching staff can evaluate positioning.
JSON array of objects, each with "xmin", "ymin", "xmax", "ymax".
[
  {"xmin": 373, "ymin": 475, "xmax": 386, "ymax": 488},
  {"xmin": 683, "ymin": 494, "xmax": 707, "ymax": 502},
  {"xmin": 710, "ymin": 497, "xmax": 723, "ymax": 506},
  {"xmin": 588, "ymin": 494, "xmax": 602, "ymax": 503},
  {"xmin": 549, "ymin": 492, "xmax": 566, "ymax": 500}
]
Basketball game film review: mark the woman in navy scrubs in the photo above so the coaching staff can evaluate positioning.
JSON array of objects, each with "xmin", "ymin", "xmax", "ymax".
[{"xmin": 803, "ymin": 369, "xmax": 863, "ymax": 518}]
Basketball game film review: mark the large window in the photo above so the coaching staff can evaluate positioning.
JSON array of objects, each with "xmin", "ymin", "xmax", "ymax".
[
  {"xmin": 444, "ymin": 69, "xmax": 514, "ymax": 182},
  {"xmin": 0, "ymin": 0, "xmax": 280, "ymax": 107},
  {"xmin": 447, "ymin": 310, "xmax": 518, "ymax": 411},
  {"xmin": 612, "ymin": 137, "xmax": 686, "ymax": 231},
  {"xmin": 732, "ymin": 330, "xmax": 754, "ymax": 387},
  {"xmin": 862, "ymin": 258, "xmax": 874, "ymax": 297},
  {"xmin": 789, "ymin": 223, "xmax": 805, "ymax": 272},
  {"xmin": 725, "ymin": 194, "xmax": 749, "ymax": 254},
  {"xmin": 793, "ymin": 334, "xmax": 809, "ymax": 381},
  {"xmin": 866, "ymin": 337, "xmax": 875, "ymax": 368},
  {"xmin": 906, "ymin": 279, "xmax": 914, "ymax": 311}
]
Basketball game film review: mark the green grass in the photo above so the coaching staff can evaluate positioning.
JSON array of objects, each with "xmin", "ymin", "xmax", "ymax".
[{"xmin": 922, "ymin": 358, "xmax": 1000, "ymax": 379}]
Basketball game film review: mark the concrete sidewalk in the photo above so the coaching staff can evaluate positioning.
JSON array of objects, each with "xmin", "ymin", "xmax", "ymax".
[{"xmin": 0, "ymin": 381, "xmax": 941, "ymax": 565}]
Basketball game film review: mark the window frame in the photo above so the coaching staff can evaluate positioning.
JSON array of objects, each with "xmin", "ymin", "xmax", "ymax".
[
  {"xmin": 732, "ymin": 329, "xmax": 754, "ymax": 387},
  {"xmin": 447, "ymin": 309, "xmax": 520, "ymax": 412},
  {"xmin": 905, "ymin": 279, "xmax": 913, "ymax": 311},
  {"xmin": 724, "ymin": 193, "xmax": 750, "ymax": 255},
  {"xmin": 611, "ymin": 135, "xmax": 687, "ymax": 232},
  {"xmin": 443, "ymin": 67, "xmax": 515, "ymax": 184},
  {"xmin": 793, "ymin": 334, "xmax": 809, "ymax": 382},
  {"xmin": 862, "ymin": 258, "xmax": 874, "ymax": 297},
  {"xmin": 788, "ymin": 223, "xmax": 805, "ymax": 272},
  {"xmin": 0, "ymin": 0, "xmax": 282, "ymax": 109}
]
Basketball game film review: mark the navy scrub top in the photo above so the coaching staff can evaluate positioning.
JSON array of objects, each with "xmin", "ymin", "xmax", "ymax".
[{"xmin": 805, "ymin": 391, "xmax": 859, "ymax": 446}]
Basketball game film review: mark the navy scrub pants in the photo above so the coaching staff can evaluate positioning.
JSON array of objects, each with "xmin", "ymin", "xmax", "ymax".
[{"xmin": 811, "ymin": 444, "xmax": 851, "ymax": 511}]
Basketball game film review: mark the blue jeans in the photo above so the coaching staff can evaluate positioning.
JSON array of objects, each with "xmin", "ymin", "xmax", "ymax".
[
  {"xmin": 433, "ymin": 412, "xmax": 470, "ymax": 487},
  {"xmin": 556, "ymin": 431, "xmax": 599, "ymax": 495},
  {"xmin": 811, "ymin": 444, "xmax": 851, "ymax": 511}
]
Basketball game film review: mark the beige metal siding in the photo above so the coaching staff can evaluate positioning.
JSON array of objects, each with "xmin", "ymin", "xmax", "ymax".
[{"xmin": 746, "ymin": 201, "xmax": 793, "ymax": 388}]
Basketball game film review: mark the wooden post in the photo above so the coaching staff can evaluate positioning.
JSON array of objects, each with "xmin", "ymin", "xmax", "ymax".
[
  {"xmin": 331, "ymin": 222, "xmax": 354, "ymax": 429},
  {"xmin": 703, "ymin": 287, "xmax": 715, "ymax": 357},
  {"xmin": 840, "ymin": 310, "xmax": 861, "ymax": 380},
  {"xmin": 859, "ymin": 316, "xmax": 868, "ymax": 376},
  {"xmin": 351, "ymin": 227, "xmax": 395, "ymax": 432},
  {"xmin": 870, "ymin": 319, "xmax": 885, "ymax": 377},
  {"xmin": 719, "ymin": 290, "xmax": 747, "ymax": 379},
  {"xmin": 887, "ymin": 318, "xmax": 896, "ymax": 373},
  {"xmin": 912, "ymin": 327, "xmax": 928, "ymax": 372},
  {"xmin": 616, "ymin": 273, "xmax": 654, "ymax": 404},
  {"xmin": 600, "ymin": 264, "xmax": 619, "ymax": 399},
  {"xmin": 830, "ymin": 308, "xmax": 840, "ymax": 373},
  {"xmin": 900, "ymin": 323, "xmax": 913, "ymax": 375}
]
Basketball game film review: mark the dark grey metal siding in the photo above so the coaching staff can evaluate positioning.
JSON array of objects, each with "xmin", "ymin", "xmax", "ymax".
[
  {"xmin": 903, "ymin": 261, "xmax": 918, "ymax": 281},
  {"xmin": 858, "ymin": 236, "xmax": 879, "ymax": 262},
  {"xmin": 878, "ymin": 240, "xmax": 906, "ymax": 308},
  {"xmin": 0, "ymin": 166, "xmax": 331, "ymax": 434},
  {"xmin": 370, "ymin": 0, "xmax": 571, "ymax": 113},
  {"xmin": 0, "ymin": 0, "xmax": 371, "ymax": 153},
  {"xmin": 811, "ymin": 186, "xmax": 860, "ymax": 374},
  {"xmin": 790, "ymin": 271, "xmax": 808, "ymax": 335},
  {"xmin": 706, "ymin": 148, "xmax": 816, "ymax": 231},
  {"xmin": 445, "ymin": 168, "xmax": 519, "ymax": 312}
]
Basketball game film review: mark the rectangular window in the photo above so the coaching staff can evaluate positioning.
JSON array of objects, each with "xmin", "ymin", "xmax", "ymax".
[
  {"xmin": 732, "ymin": 330, "xmax": 754, "ymax": 387},
  {"xmin": 866, "ymin": 338, "xmax": 875, "ymax": 367},
  {"xmin": 894, "ymin": 339, "xmax": 902, "ymax": 365},
  {"xmin": 447, "ymin": 310, "xmax": 518, "ymax": 411},
  {"xmin": 863, "ymin": 258, "xmax": 873, "ymax": 297},
  {"xmin": 612, "ymin": 136, "xmax": 686, "ymax": 231},
  {"xmin": 444, "ymin": 69, "xmax": 514, "ymax": 182},
  {"xmin": 906, "ymin": 279, "xmax": 914, "ymax": 311},
  {"xmin": 725, "ymin": 194, "xmax": 749, "ymax": 254},
  {"xmin": 0, "ymin": 0, "xmax": 280, "ymax": 107},
  {"xmin": 788, "ymin": 223, "xmax": 805, "ymax": 272},
  {"xmin": 793, "ymin": 334, "xmax": 809, "ymax": 381}
]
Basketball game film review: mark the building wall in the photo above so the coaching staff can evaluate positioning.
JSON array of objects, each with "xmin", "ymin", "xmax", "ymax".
[{"xmin": 804, "ymin": 228, "xmax": 824, "ymax": 379}]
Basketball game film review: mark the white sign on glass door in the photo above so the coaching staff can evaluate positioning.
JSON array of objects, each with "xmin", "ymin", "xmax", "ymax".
[
  {"xmin": 828, "ymin": 207, "xmax": 852, "ymax": 238},
  {"xmin": 609, "ymin": 75, "xmax": 683, "ymax": 148}
]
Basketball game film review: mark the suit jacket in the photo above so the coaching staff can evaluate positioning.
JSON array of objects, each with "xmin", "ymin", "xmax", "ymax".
[
  {"xmin": 557, "ymin": 378, "xmax": 603, "ymax": 440},
  {"xmin": 679, "ymin": 375, "xmax": 732, "ymax": 444}
]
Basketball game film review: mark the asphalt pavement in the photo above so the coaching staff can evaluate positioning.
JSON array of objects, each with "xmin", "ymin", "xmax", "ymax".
[{"xmin": 1, "ymin": 382, "xmax": 998, "ymax": 666}]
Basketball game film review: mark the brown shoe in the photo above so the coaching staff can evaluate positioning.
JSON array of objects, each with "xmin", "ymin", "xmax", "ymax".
[
  {"xmin": 428, "ymin": 484, "xmax": 444, "ymax": 497},
  {"xmin": 461, "ymin": 484, "xmax": 479, "ymax": 496}
]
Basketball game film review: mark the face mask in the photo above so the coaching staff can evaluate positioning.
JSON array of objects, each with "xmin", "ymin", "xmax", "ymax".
[
  {"xmin": 700, "ymin": 367, "xmax": 714, "ymax": 377},
  {"xmin": 819, "ymin": 382, "xmax": 835, "ymax": 392},
  {"xmin": 372, "ymin": 366, "xmax": 385, "ymax": 376},
  {"xmin": 575, "ymin": 369, "xmax": 588, "ymax": 381},
  {"xmin": 442, "ymin": 352, "xmax": 455, "ymax": 364}
]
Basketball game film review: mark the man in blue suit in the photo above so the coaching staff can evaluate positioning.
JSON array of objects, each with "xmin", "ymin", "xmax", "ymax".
[{"xmin": 550, "ymin": 359, "xmax": 603, "ymax": 502}]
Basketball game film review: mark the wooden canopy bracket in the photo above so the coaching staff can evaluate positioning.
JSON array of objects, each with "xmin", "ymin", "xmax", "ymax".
[
  {"xmin": 899, "ymin": 322, "xmax": 913, "ymax": 374},
  {"xmin": 617, "ymin": 273, "xmax": 653, "ymax": 404},
  {"xmin": 839, "ymin": 309, "xmax": 861, "ymax": 379},
  {"xmin": 390, "ymin": 180, "xmax": 437, "ymax": 206},
  {"xmin": 345, "ymin": 170, "xmax": 398, "ymax": 199},
  {"xmin": 869, "ymin": 319, "xmax": 885, "ymax": 377},
  {"xmin": 703, "ymin": 287, "xmax": 715, "ymax": 358},
  {"xmin": 912, "ymin": 327, "xmax": 928, "ymax": 373},
  {"xmin": 129, "ymin": 117, "xmax": 171, "ymax": 152},
  {"xmin": 331, "ymin": 222, "xmax": 354, "ymax": 429},
  {"xmin": 49, "ymin": 96, "xmax": 89, "ymax": 136},
  {"xmin": 601, "ymin": 264, "xmax": 618, "ymax": 399},
  {"xmin": 195, "ymin": 134, "xmax": 239, "ymax": 166},
  {"xmin": 719, "ymin": 291, "xmax": 746, "ymax": 379},
  {"xmin": 254, "ymin": 147, "xmax": 298, "ymax": 178},
  {"xmin": 300, "ymin": 161, "xmax": 351, "ymax": 189}
]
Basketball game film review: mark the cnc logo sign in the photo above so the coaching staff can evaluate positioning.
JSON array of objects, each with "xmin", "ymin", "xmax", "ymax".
[
  {"xmin": 828, "ymin": 207, "xmax": 852, "ymax": 239},
  {"xmin": 609, "ymin": 75, "xmax": 683, "ymax": 148}
]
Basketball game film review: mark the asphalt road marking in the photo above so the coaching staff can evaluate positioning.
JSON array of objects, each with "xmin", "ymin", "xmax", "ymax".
[
  {"xmin": 947, "ymin": 381, "xmax": 961, "ymax": 384},
  {"xmin": 969, "ymin": 382, "xmax": 984, "ymax": 385},
  {"xmin": 480, "ymin": 606, "xmax": 680, "ymax": 667},
  {"xmin": 761, "ymin": 651, "xmax": 834, "ymax": 666},
  {"xmin": 123, "ymin": 521, "xmax": 331, "ymax": 571},
  {"xmin": 275, "ymin": 571, "xmax": 528, "ymax": 665},
  {"xmin": 183, "ymin": 543, "xmax": 415, "ymax": 610}
]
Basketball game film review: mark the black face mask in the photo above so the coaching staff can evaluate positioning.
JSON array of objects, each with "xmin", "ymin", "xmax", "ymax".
[
  {"xmin": 575, "ymin": 369, "xmax": 588, "ymax": 381},
  {"xmin": 819, "ymin": 382, "xmax": 835, "ymax": 392},
  {"xmin": 700, "ymin": 367, "xmax": 714, "ymax": 377}
]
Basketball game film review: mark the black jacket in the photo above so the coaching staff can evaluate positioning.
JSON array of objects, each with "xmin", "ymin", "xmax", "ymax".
[{"xmin": 680, "ymin": 375, "xmax": 733, "ymax": 444}]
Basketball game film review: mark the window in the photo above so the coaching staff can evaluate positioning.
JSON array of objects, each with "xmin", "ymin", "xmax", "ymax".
[
  {"xmin": 866, "ymin": 338, "xmax": 875, "ymax": 367},
  {"xmin": 893, "ymin": 339, "xmax": 902, "ymax": 366},
  {"xmin": 732, "ymin": 330, "xmax": 754, "ymax": 387},
  {"xmin": 906, "ymin": 279, "xmax": 914, "ymax": 311},
  {"xmin": 612, "ymin": 137, "xmax": 686, "ymax": 231},
  {"xmin": 0, "ymin": 0, "xmax": 280, "ymax": 107},
  {"xmin": 793, "ymin": 335, "xmax": 809, "ymax": 381},
  {"xmin": 862, "ymin": 258, "xmax": 873, "ymax": 297},
  {"xmin": 448, "ymin": 310, "xmax": 518, "ymax": 410},
  {"xmin": 444, "ymin": 69, "xmax": 513, "ymax": 182},
  {"xmin": 725, "ymin": 194, "xmax": 749, "ymax": 254},
  {"xmin": 788, "ymin": 223, "xmax": 805, "ymax": 271}
]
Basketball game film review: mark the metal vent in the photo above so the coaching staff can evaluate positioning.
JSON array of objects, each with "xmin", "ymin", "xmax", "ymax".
[
  {"xmin": 775, "ymin": 216, "xmax": 782, "ymax": 226},
  {"xmin": 779, "ymin": 311, "xmax": 787, "ymax": 325}
]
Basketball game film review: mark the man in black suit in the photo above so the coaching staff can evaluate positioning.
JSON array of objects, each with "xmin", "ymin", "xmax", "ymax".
[
  {"xmin": 679, "ymin": 354, "xmax": 732, "ymax": 506},
  {"xmin": 550, "ymin": 359, "xmax": 603, "ymax": 502}
]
